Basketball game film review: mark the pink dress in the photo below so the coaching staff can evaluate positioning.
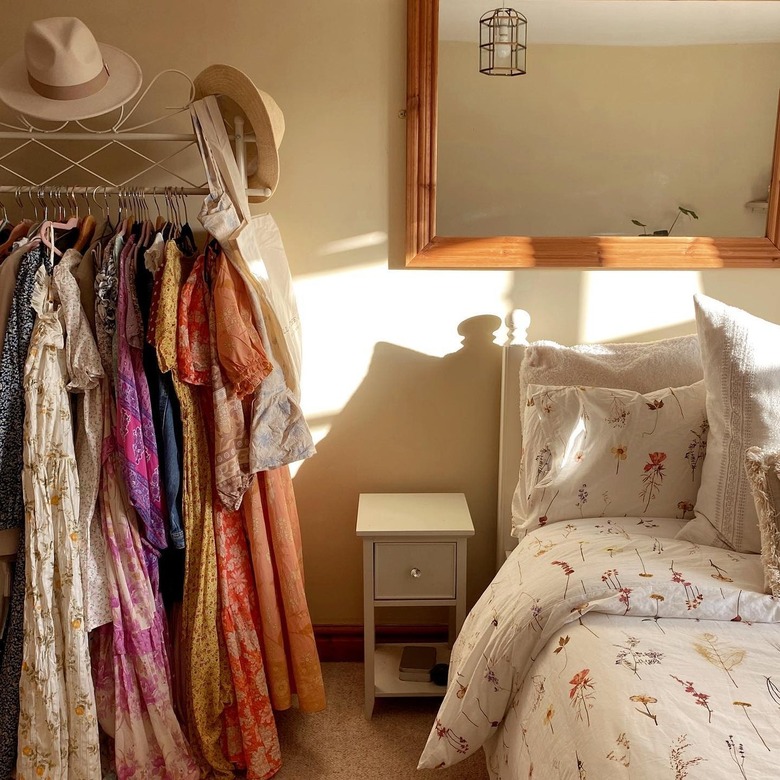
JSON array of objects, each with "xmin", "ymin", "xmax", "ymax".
[
  {"xmin": 91, "ymin": 404, "xmax": 199, "ymax": 780},
  {"xmin": 91, "ymin": 238, "xmax": 197, "ymax": 780},
  {"xmin": 115, "ymin": 237, "xmax": 167, "ymax": 579}
]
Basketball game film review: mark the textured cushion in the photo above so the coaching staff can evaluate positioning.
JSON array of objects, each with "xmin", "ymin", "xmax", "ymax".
[
  {"xmin": 512, "ymin": 381, "xmax": 707, "ymax": 531},
  {"xmin": 518, "ymin": 334, "xmax": 703, "ymax": 411},
  {"xmin": 677, "ymin": 294, "xmax": 780, "ymax": 554},
  {"xmin": 744, "ymin": 447, "xmax": 780, "ymax": 596}
]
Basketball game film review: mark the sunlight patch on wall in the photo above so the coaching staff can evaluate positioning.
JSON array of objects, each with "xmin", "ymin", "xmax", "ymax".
[
  {"xmin": 293, "ymin": 260, "xmax": 512, "ymax": 422},
  {"xmin": 317, "ymin": 231, "xmax": 388, "ymax": 256},
  {"xmin": 579, "ymin": 270, "xmax": 702, "ymax": 343}
]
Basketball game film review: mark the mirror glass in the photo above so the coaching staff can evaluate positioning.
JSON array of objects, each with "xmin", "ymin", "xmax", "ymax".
[{"xmin": 437, "ymin": 0, "xmax": 780, "ymax": 239}]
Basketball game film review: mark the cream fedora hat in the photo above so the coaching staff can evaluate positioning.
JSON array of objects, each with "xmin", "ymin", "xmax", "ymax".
[
  {"xmin": 0, "ymin": 17, "xmax": 142, "ymax": 121},
  {"xmin": 194, "ymin": 64, "xmax": 285, "ymax": 204}
]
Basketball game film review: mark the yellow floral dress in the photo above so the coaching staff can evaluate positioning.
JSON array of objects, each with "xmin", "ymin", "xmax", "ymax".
[
  {"xmin": 17, "ymin": 267, "xmax": 101, "ymax": 780},
  {"xmin": 153, "ymin": 241, "xmax": 232, "ymax": 779}
]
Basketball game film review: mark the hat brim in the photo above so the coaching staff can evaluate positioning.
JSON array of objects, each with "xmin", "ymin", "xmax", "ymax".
[
  {"xmin": 0, "ymin": 43, "xmax": 142, "ymax": 122},
  {"xmin": 194, "ymin": 65, "xmax": 282, "ymax": 204}
]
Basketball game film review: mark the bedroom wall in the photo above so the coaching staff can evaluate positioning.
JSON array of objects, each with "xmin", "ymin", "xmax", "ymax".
[{"xmin": 5, "ymin": 0, "xmax": 780, "ymax": 627}]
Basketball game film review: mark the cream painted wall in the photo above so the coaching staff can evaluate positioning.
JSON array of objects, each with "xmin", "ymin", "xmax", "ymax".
[
  {"xmin": 438, "ymin": 41, "xmax": 780, "ymax": 237},
  {"xmin": 3, "ymin": 1, "xmax": 780, "ymax": 626}
]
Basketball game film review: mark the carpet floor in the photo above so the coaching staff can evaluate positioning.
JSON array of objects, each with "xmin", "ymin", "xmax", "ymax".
[{"xmin": 274, "ymin": 662, "xmax": 489, "ymax": 779}]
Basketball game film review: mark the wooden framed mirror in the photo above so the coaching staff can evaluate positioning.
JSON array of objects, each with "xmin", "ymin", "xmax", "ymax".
[{"xmin": 406, "ymin": 0, "xmax": 780, "ymax": 268}]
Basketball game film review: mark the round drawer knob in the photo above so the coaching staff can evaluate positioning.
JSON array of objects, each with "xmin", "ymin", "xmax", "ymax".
[{"xmin": 410, "ymin": 568, "xmax": 422, "ymax": 578}]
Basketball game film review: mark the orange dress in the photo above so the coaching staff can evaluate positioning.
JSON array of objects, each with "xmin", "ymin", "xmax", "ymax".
[
  {"xmin": 181, "ymin": 250, "xmax": 282, "ymax": 778},
  {"xmin": 212, "ymin": 252, "xmax": 325, "ymax": 714}
]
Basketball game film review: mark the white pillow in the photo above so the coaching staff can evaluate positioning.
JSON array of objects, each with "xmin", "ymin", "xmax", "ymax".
[
  {"xmin": 512, "ymin": 381, "xmax": 707, "ymax": 531},
  {"xmin": 678, "ymin": 294, "xmax": 780, "ymax": 554},
  {"xmin": 518, "ymin": 334, "xmax": 703, "ymax": 412}
]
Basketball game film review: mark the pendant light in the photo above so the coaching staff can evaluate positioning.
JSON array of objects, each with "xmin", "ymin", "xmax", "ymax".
[{"xmin": 480, "ymin": 7, "xmax": 527, "ymax": 76}]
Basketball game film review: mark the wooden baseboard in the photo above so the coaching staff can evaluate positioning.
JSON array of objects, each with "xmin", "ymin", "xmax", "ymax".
[{"xmin": 314, "ymin": 624, "xmax": 449, "ymax": 662}]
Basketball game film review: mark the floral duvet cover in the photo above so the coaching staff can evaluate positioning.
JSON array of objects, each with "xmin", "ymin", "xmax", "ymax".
[{"xmin": 418, "ymin": 518, "xmax": 780, "ymax": 778}]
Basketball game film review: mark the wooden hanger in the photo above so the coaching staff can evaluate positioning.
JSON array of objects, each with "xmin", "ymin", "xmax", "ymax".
[
  {"xmin": 74, "ymin": 215, "xmax": 97, "ymax": 253},
  {"xmin": 0, "ymin": 219, "xmax": 32, "ymax": 259}
]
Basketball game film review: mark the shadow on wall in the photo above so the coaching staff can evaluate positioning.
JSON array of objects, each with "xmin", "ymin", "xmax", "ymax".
[{"xmin": 293, "ymin": 315, "xmax": 503, "ymax": 625}]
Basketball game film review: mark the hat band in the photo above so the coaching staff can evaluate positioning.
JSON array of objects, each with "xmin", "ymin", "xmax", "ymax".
[{"xmin": 27, "ymin": 64, "xmax": 109, "ymax": 101}]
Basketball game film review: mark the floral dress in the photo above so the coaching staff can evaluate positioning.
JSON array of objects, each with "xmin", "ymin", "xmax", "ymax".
[
  {"xmin": 182, "ymin": 250, "xmax": 282, "ymax": 778},
  {"xmin": 116, "ymin": 237, "xmax": 166, "ymax": 563},
  {"xmin": 210, "ymin": 251, "xmax": 271, "ymax": 511},
  {"xmin": 53, "ymin": 249, "xmax": 111, "ymax": 632},
  {"xmin": 154, "ymin": 241, "xmax": 232, "ymax": 779},
  {"xmin": 16, "ymin": 267, "xmax": 101, "ymax": 780},
  {"xmin": 0, "ymin": 244, "xmax": 48, "ymax": 777},
  {"xmin": 90, "ymin": 400, "xmax": 199, "ymax": 780},
  {"xmin": 212, "ymin": 252, "xmax": 325, "ymax": 715}
]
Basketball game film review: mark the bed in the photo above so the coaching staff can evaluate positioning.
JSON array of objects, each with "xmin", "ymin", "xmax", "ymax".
[{"xmin": 418, "ymin": 299, "xmax": 780, "ymax": 778}]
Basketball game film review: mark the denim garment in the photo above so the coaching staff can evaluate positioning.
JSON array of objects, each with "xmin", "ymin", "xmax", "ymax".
[
  {"xmin": 138, "ymin": 244, "xmax": 185, "ymax": 549},
  {"xmin": 156, "ymin": 372, "xmax": 185, "ymax": 549}
]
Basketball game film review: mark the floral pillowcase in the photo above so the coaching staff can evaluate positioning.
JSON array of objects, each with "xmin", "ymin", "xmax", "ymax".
[{"xmin": 512, "ymin": 381, "xmax": 708, "ymax": 532}]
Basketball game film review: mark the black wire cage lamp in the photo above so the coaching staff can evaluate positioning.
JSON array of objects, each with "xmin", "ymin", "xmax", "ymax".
[{"xmin": 480, "ymin": 7, "xmax": 527, "ymax": 76}]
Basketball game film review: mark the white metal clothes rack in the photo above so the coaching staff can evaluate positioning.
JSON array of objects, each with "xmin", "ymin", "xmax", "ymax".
[{"xmin": 0, "ymin": 70, "xmax": 268, "ymax": 202}]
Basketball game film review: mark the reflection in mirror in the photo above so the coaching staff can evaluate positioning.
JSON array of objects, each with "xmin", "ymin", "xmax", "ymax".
[
  {"xmin": 437, "ymin": 0, "xmax": 780, "ymax": 238},
  {"xmin": 405, "ymin": 0, "xmax": 780, "ymax": 269}
]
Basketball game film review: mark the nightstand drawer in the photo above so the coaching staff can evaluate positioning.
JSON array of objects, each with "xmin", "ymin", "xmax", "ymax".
[{"xmin": 374, "ymin": 542, "xmax": 456, "ymax": 600}]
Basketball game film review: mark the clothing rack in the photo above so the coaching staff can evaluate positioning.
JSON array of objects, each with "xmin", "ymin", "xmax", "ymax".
[{"xmin": 0, "ymin": 70, "xmax": 270, "ymax": 200}]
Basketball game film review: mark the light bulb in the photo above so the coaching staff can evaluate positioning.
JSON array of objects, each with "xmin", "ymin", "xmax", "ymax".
[{"xmin": 495, "ymin": 18, "xmax": 511, "ymax": 61}]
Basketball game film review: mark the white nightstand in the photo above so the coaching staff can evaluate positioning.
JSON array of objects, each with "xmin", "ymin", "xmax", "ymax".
[{"xmin": 356, "ymin": 492, "xmax": 475, "ymax": 718}]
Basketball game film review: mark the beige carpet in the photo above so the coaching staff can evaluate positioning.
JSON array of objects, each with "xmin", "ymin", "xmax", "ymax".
[{"xmin": 274, "ymin": 662, "xmax": 489, "ymax": 779}]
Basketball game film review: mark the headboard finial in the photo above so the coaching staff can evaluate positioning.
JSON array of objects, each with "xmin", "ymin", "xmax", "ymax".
[{"xmin": 506, "ymin": 309, "xmax": 531, "ymax": 346}]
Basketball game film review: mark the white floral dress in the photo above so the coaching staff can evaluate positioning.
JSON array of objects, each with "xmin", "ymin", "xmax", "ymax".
[
  {"xmin": 16, "ymin": 267, "xmax": 101, "ymax": 780},
  {"xmin": 53, "ymin": 249, "xmax": 111, "ymax": 632}
]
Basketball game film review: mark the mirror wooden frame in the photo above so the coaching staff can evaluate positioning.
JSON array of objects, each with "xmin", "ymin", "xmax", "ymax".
[{"xmin": 406, "ymin": 0, "xmax": 780, "ymax": 269}]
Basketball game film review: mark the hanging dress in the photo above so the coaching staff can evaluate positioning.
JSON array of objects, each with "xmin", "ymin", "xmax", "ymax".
[
  {"xmin": 0, "ymin": 243, "xmax": 47, "ymax": 777},
  {"xmin": 90, "ymin": 400, "xmax": 199, "ymax": 780},
  {"xmin": 90, "ymin": 398, "xmax": 200, "ymax": 780},
  {"xmin": 115, "ymin": 235, "xmax": 167, "ymax": 571},
  {"xmin": 211, "ymin": 253, "xmax": 325, "ymax": 714},
  {"xmin": 182, "ymin": 249, "xmax": 282, "ymax": 778},
  {"xmin": 153, "ymin": 240, "xmax": 232, "ymax": 779},
  {"xmin": 53, "ymin": 248, "xmax": 111, "ymax": 632},
  {"xmin": 209, "ymin": 249, "xmax": 272, "ymax": 511},
  {"xmin": 16, "ymin": 266, "xmax": 101, "ymax": 780},
  {"xmin": 113, "ymin": 234, "xmax": 171, "ymax": 724}
]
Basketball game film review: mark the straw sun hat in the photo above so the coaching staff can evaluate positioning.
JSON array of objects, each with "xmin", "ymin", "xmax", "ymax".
[
  {"xmin": 194, "ymin": 64, "xmax": 285, "ymax": 204},
  {"xmin": 0, "ymin": 17, "xmax": 142, "ymax": 121}
]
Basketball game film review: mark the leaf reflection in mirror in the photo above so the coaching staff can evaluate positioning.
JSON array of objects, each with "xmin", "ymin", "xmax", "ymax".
[{"xmin": 631, "ymin": 206, "xmax": 699, "ymax": 237}]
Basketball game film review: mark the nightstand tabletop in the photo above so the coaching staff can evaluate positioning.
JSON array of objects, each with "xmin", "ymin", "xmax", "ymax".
[{"xmin": 356, "ymin": 493, "xmax": 474, "ymax": 537}]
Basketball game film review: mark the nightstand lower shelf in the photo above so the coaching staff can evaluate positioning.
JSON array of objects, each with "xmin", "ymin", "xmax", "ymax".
[{"xmin": 373, "ymin": 642, "xmax": 450, "ymax": 698}]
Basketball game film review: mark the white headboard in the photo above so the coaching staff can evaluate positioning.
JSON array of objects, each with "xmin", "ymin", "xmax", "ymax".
[{"xmin": 496, "ymin": 310, "xmax": 530, "ymax": 570}]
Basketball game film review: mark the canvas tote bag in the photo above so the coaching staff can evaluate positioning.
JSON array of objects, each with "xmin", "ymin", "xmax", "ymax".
[{"xmin": 190, "ymin": 95, "xmax": 302, "ymax": 400}]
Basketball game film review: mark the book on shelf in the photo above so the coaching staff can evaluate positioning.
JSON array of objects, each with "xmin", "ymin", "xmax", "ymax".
[{"xmin": 398, "ymin": 645, "xmax": 436, "ymax": 682}]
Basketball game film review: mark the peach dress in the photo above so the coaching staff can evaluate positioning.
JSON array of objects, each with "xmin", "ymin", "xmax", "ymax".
[{"xmin": 212, "ymin": 252, "xmax": 325, "ymax": 715}]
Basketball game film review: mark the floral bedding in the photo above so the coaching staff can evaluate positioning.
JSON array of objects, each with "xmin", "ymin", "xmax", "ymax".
[{"xmin": 418, "ymin": 517, "xmax": 780, "ymax": 777}]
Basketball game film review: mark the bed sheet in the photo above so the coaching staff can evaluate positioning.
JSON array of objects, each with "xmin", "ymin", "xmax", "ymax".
[{"xmin": 418, "ymin": 516, "xmax": 780, "ymax": 778}]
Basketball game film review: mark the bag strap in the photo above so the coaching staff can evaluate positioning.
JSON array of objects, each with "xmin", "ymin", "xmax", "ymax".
[
  {"xmin": 190, "ymin": 103, "xmax": 225, "ymax": 201},
  {"xmin": 191, "ymin": 96, "xmax": 252, "ymax": 223}
]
